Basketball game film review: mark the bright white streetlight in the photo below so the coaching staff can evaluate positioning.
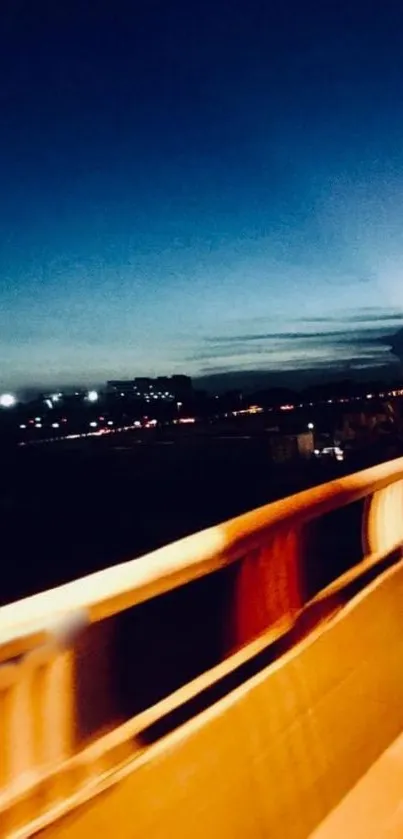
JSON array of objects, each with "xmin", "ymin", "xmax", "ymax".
[
  {"xmin": 0, "ymin": 393, "xmax": 16, "ymax": 408},
  {"xmin": 87, "ymin": 390, "xmax": 98, "ymax": 403},
  {"xmin": 307, "ymin": 422, "xmax": 315, "ymax": 430}
]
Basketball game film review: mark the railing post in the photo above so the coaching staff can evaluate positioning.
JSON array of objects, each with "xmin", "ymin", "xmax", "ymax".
[
  {"xmin": 7, "ymin": 646, "xmax": 73, "ymax": 786},
  {"xmin": 0, "ymin": 612, "xmax": 88, "ymax": 797},
  {"xmin": 37, "ymin": 647, "xmax": 74, "ymax": 766},
  {"xmin": 363, "ymin": 479, "xmax": 403, "ymax": 556},
  {"xmin": 226, "ymin": 526, "xmax": 305, "ymax": 652},
  {"xmin": 0, "ymin": 664, "xmax": 18, "ymax": 790}
]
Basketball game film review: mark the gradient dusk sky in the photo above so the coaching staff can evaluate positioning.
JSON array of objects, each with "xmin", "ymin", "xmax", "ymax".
[{"xmin": 1, "ymin": 0, "xmax": 403, "ymax": 391}]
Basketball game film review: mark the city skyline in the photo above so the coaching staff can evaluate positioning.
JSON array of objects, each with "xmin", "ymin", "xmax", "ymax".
[{"xmin": 2, "ymin": 1, "xmax": 403, "ymax": 390}]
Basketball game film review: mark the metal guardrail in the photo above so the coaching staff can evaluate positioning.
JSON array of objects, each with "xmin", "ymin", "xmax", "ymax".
[{"xmin": 0, "ymin": 457, "xmax": 403, "ymax": 836}]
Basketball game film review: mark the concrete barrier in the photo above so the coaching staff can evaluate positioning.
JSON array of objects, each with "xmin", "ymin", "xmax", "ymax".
[{"xmin": 31, "ymin": 560, "xmax": 403, "ymax": 839}]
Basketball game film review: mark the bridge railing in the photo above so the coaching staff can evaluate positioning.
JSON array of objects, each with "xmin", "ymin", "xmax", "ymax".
[{"xmin": 1, "ymin": 457, "xmax": 403, "ymax": 835}]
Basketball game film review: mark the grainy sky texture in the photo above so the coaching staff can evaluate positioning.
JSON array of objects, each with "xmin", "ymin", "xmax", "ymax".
[{"xmin": 1, "ymin": 0, "xmax": 403, "ymax": 390}]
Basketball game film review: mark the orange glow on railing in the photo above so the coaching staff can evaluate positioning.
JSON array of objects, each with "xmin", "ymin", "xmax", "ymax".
[
  {"xmin": 0, "ymin": 457, "xmax": 403, "ymax": 836},
  {"xmin": 364, "ymin": 478, "xmax": 403, "ymax": 556}
]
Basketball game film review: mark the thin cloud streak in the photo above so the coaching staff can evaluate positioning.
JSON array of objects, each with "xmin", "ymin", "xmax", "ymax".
[
  {"xmin": 203, "ymin": 326, "xmax": 396, "ymax": 345},
  {"xmin": 197, "ymin": 355, "xmax": 401, "ymax": 377}
]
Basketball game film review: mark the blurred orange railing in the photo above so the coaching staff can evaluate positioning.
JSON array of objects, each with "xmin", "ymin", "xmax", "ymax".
[{"xmin": 1, "ymin": 456, "xmax": 403, "ymax": 836}]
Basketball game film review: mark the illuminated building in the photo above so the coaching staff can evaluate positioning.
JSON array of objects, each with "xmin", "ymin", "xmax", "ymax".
[
  {"xmin": 106, "ymin": 375, "xmax": 193, "ymax": 402},
  {"xmin": 268, "ymin": 430, "xmax": 314, "ymax": 463}
]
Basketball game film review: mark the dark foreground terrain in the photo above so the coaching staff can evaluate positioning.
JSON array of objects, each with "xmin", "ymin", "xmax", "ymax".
[{"xmin": 0, "ymin": 428, "xmax": 360, "ymax": 606}]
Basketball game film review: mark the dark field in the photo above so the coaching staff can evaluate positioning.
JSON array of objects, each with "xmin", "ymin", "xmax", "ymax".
[{"xmin": 0, "ymin": 429, "xmax": 350, "ymax": 606}]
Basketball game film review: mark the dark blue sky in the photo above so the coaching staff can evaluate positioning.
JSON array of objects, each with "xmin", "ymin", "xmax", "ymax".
[{"xmin": 1, "ymin": 0, "xmax": 403, "ymax": 391}]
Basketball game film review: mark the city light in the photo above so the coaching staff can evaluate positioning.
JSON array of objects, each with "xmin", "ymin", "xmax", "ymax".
[
  {"xmin": 0, "ymin": 393, "xmax": 16, "ymax": 408},
  {"xmin": 317, "ymin": 445, "xmax": 344, "ymax": 462},
  {"xmin": 9, "ymin": 374, "xmax": 403, "ymax": 456},
  {"xmin": 232, "ymin": 405, "xmax": 263, "ymax": 417}
]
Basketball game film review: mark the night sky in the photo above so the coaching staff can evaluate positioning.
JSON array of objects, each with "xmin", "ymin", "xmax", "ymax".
[{"xmin": 2, "ymin": 0, "xmax": 403, "ymax": 392}]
